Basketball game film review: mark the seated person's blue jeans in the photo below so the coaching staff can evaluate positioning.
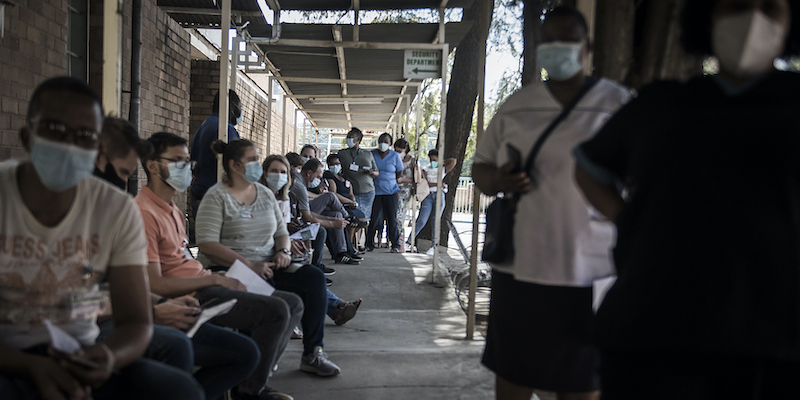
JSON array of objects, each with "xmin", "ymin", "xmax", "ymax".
[
  {"xmin": 98, "ymin": 319, "xmax": 258, "ymax": 400},
  {"xmin": 0, "ymin": 343, "xmax": 205, "ymax": 400}
]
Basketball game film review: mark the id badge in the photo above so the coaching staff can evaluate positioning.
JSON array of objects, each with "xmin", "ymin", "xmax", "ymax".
[
  {"xmin": 240, "ymin": 210, "xmax": 253, "ymax": 219},
  {"xmin": 68, "ymin": 290, "xmax": 105, "ymax": 320},
  {"xmin": 345, "ymin": 181, "xmax": 351, "ymax": 188},
  {"xmin": 349, "ymin": 163, "xmax": 360, "ymax": 172}
]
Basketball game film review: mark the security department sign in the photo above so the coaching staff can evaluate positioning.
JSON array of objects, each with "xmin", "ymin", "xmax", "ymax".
[{"xmin": 403, "ymin": 49, "xmax": 442, "ymax": 79}]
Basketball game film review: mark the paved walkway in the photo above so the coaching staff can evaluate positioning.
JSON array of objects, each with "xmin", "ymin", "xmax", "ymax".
[{"xmin": 271, "ymin": 245, "xmax": 494, "ymax": 400}]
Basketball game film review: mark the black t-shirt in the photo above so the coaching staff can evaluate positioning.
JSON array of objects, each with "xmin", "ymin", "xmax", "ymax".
[
  {"xmin": 577, "ymin": 71, "xmax": 800, "ymax": 359},
  {"xmin": 323, "ymin": 170, "xmax": 351, "ymax": 198}
]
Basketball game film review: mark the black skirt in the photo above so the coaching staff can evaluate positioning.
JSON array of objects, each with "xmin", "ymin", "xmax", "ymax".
[{"xmin": 481, "ymin": 271, "xmax": 599, "ymax": 392}]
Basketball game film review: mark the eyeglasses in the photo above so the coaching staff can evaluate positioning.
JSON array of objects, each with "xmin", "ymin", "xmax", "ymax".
[
  {"xmin": 31, "ymin": 119, "xmax": 99, "ymax": 148},
  {"xmin": 159, "ymin": 157, "xmax": 196, "ymax": 170}
]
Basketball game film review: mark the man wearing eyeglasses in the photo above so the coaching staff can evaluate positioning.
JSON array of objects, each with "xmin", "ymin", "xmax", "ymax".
[
  {"xmin": 136, "ymin": 132, "xmax": 301, "ymax": 400},
  {"xmin": 0, "ymin": 77, "xmax": 203, "ymax": 399},
  {"xmin": 190, "ymin": 90, "xmax": 242, "ymax": 219}
]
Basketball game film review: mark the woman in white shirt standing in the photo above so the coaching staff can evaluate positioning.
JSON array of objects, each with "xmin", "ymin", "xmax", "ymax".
[{"xmin": 472, "ymin": 7, "xmax": 629, "ymax": 400}]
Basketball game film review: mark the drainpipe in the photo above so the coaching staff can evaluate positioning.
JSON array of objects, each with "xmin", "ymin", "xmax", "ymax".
[{"xmin": 127, "ymin": 0, "xmax": 142, "ymax": 195}]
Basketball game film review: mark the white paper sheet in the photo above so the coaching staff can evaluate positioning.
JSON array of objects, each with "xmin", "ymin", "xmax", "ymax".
[
  {"xmin": 226, "ymin": 260, "xmax": 276, "ymax": 297},
  {"xmin": 44, "ymin": 320, "xmax": 81, "ymax": 354},
  {"xmin": 186, "ymin": 298, "xmax": 238, "ymax": 338},
  {"xmin": 289, "ymin": 223, "xmax": 320, "ymax": 241}
]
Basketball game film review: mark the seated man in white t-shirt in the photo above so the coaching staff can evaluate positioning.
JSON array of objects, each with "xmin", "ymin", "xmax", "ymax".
[{"xmin": 0, "ymin": 76, "xmax": 203, "ymax": 400}]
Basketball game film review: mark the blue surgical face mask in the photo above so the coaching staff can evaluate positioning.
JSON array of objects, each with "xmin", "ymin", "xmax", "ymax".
[
  {"xmin": 30, "ymin": 134, "xmax": 98, "ymax": 192},
  {"xmin": 265, "ymin": 172, "xmax": 288, "ymax": 191},
  {"xmin": 242, "ymin": 161, "xmax": 263, "ymax": 183},
  {"xmin": 537, "ymin": 41, "xmax": 583, "ymax": 81},
  {"xmin": 329, "ymin": 164, "xmax": 342, "ymax": 174},
  {"xmin": 346, "ymin": 138, "xmax": 356, "ymax": 148},
  {"xmin": 430, "ymin": 161, "xmax": 439, "ymax": 169},
  {"xmin": 307, "ymin": 177, "xmax": 321, "ymax": 189},
  {"xmin": 235, "ymin": 114, "xmax": 243, "ymax": 125},
  {"xmin": 302, "ymin": 156, "xmax": 310, "ymax": 164},
  {"xmin": 163, "ymin": 162, "xmax": 192, "ymax": 192},
  {"xmin": 378, "ymin": 143, "xmax": 390, "ymax": 152}
]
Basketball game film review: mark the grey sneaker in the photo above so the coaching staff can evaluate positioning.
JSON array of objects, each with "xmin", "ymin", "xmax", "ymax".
[{"xmin": 300, "ymin": 346, "xmax": 341, "ymax": 377}]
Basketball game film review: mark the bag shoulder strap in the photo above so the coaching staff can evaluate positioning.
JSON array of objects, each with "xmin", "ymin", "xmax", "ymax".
[{"xmin": 522, "ymin": 76, "xmax": 601, "ymax": 174}]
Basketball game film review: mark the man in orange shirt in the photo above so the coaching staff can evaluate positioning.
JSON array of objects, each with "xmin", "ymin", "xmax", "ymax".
[{"xmin": 136, "ymin": 132, "xmax": 302, "ymax": 400}]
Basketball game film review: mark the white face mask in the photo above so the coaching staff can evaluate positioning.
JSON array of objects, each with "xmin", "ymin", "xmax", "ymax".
[
  {"xmin": 712, "ymin": 10, "xmax": 785, "ymax": 78},
  {"xmin": 30, "ymin": 134, "xmax": 98, "ymax": 192},
  {"xmin": 378, "ymin": 143, "xmax": 390, "ymax": 152},
  {"xmin": 537, "ymin": 41, "xmax": 584, "ymax": 80},
  {"xmin": 346, "ymin": 138, "xmax": 356, "ymax": 148},
  {"xmin": 163, "ymin": 162, "xmax": 192, "ymax": 192},
  {"xmin": 397, "ymin": 151, "xmax": 406, "ymax": 159},
  {"xmin": 265, "ymin": 172, "xmax": 288, "ymax": 191},
  {"xmin": 307, "ymin": 177, "xmax": 321, "ymax": 189},
  {"xmin": 301, "ymin": 156, "xmax": 310, "ymax": 164},
  {"xmin": 329, "ymin": 164, "xmax": 342, "ymax": 174}
]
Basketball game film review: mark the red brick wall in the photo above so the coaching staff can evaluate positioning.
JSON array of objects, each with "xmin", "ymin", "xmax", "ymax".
[
  {"xmin": 89, "ymin": 0, "xmax": 190, "ymax": 138},
  {"xmin": 0, "ymin": 0, "xmax": 68, "ymax": 161}
]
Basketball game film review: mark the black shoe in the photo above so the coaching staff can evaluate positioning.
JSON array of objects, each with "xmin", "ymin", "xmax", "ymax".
[
  {"xmin": 321, "ymin": 265, "xmax": 336, "ymax": 276},
  {"xmin": 326, "ymin": 278, "xmax": 333, "ymax": 287},
  {"xmin": 347, "ymin": 253, "xmax": 363, "ymax": 261},
  {"xmin": 335, "ymin": 254, "xmax": 361, "ymax": 264}
]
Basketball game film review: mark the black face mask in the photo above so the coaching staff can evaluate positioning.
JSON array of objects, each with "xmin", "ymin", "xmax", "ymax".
[{"xmin": 94, "ymin": 162, "xmax": 127, "ymax": 191}]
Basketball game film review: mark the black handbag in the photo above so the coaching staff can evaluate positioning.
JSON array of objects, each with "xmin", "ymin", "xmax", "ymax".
[{"xmin": 482, "ymin": 77, "xmax": 600, "ymax": 264}]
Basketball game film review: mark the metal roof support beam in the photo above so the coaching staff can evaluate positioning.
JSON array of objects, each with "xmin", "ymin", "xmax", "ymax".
[
  {"xmin": 409, "ymin": 90, "xmax": 422, "ymax": 252},
  {"xmin": 353, "ymin": 0, "xmax": 360, "ymax": 42},
  {"xmin": 432, "ymin": 42, "xmax": 448, "ymax": 284},
  {"xmin": 294, "ymin": 108, "xmax": 299, "ymax": 150},
  {"xmin": 267, "ymin": 76, "xmax": 274, "ymax": 153},
  {"xmin": 386, "ymin": 79, "xmax": 412, "ymax": 130},
  {"xmin": 309, "ymin": 118, "xmax": 400, "ymax": 124},
  {"xmin": 160, "ymin": 7, "xmax": 262, "ymax": 17},
  {"xmin": 271, "ymin": 76, "xmax": 421, "ymax": 87},
  {"xmin": 248, "ymin": 38, "xmax": 446, "ymax": 51},
  {"xmin": 467, "ymin": 0, "xmax": 491, "ymax": 341},
  {"xmin": 298, "ymin": 109, "xmax": 403, "ymax": 116},
  {"xmin": 281, "ymin": 96, "xmax": 287, "ymax": 154},
  {"xmin": 218, "ymin": 0, "xmax": 231, "ymax": 183},
  {"xmin": 332, "ymin": 25, "xmax": 352, "ymax": 128},
  {"xmin": 286, "ymin": 94, "xmax": 409, "ymax": 99}
]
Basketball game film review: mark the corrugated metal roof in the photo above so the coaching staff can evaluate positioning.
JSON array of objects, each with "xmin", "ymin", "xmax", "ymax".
[
  {"xmin": 159, "ymin": 2, "xmax": 474, "ymax": 131},
  {"xmin": 255, "ymin": 22, "xmax": 468, "ymax": 130}
]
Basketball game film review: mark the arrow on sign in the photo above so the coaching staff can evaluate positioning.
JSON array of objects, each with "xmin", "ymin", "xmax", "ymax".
[{"xmin": 413, "ymin": 68, "xmax": 438, "ymax": 74}]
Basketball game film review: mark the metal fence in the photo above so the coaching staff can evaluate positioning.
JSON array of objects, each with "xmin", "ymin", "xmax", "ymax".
[{"xmin": 452, "ymin": 177, "xmax": 494, "ymax": 215}]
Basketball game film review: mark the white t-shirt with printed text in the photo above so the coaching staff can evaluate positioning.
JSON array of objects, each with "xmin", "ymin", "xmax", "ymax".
[{"xmin": 0, "ymin": 161, "xmax": 148, "ymax": 349}]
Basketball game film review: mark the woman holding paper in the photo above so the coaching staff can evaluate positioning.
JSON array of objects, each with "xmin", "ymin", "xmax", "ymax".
[
  {"xmin": 196, "ymin": 139, "xmax": 342, "ymax": 378},
  {"xmin": 262, "ymin": 154, "xmax": 362, "ymax": 326}
]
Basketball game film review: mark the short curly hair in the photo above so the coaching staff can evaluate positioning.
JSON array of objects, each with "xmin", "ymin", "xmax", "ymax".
[{"xmin": 681, "ymin": 0, "xmax": 800, "ymax": 56}]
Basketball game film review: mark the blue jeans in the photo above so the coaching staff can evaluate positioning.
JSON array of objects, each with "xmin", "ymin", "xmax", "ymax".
[
  {"xmin": 354, "ymin": 191, "xmax": 375, "ymax": 222},
  {"xmin": 414, "ymin": 191, "xmax": 445, "ymax": 240},
  {"xmin": 193, "ymin": 324, "xmax": 260, "ymax": 400},
  {"xmin": 326, "ymin": 290, "xmax": 343, "ymax": 320},
  {"xmin": 0, "ymin": 344, "xmax": 205, "ymax": 400},
  {"xmin": 99, "ymin": 318, "xmax": 258, "ymax": 400}
]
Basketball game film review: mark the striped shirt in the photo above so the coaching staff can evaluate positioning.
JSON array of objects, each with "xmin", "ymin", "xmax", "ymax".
[{"xmin": 195, "ymin": 182, "xmax": 289, "ymax": 264}]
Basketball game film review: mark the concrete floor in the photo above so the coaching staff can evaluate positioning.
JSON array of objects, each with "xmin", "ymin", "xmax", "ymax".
[{"xmin": 270, "ymin": 247, "xmax": 495, "ymax": 400}]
